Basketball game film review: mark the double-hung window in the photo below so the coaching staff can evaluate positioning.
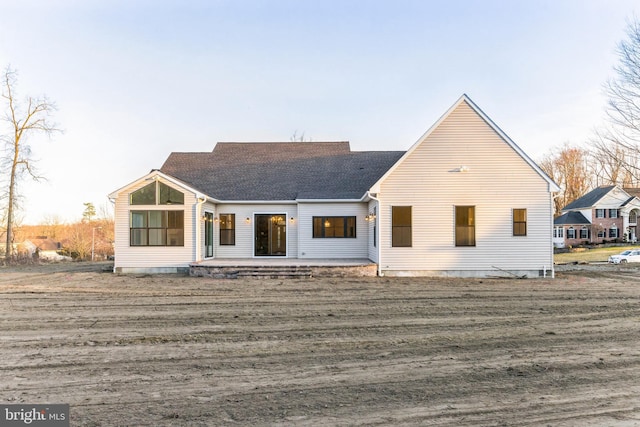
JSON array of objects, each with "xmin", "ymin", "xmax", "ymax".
[
  {"xmin": 580, "ymin": 226, "xmax": 589, "ymax": 239},
  {"xmin": 391, "ymin": 206, "xmax": 412, "ymax": 247},
  {"xmin": 512, "ymin": 209, "xmax": 527, "ymax": 236},
  {"xmin": 455, "ymin": 206, "xmax": 475, "ymax": 246}
]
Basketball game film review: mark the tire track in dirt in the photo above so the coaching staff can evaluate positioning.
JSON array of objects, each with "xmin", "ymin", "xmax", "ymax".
[{"xmin": 1, "ymin": 268, "xmax": 639, "ymax": 425}]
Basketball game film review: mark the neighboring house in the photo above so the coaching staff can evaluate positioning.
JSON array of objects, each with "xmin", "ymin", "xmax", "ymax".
[
  {"xmin": 109, "ymin": 94, "xmax": 559, "ymax": 278},
  {"xmin": 553, "ymin": 186, "xmax": 640, "ymax": 248},
  {"xmin": 18, "ymin": 237, "xmax": 71, "ymax": 261}
]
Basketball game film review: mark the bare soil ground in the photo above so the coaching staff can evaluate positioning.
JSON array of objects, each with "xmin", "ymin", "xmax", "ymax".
[{"xmin": 1, "ymin": 262, "xmax": 640, "ymax": 426}]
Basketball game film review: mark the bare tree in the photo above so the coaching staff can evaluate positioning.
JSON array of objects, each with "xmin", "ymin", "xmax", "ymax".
[
  {"xmin": 588, "ymin": 129, "xmax": 640, "ymax": 187},
  {"xmin": 290, "ymin": 130, "xmax": 312, "ymax": 142},
  {"xmin": 65, "ymin": 221, "xmax": 91, "ymax": 260},
  {"xmin": 40, "ymin": 214, "xmax": 65, "ymax": 239},
  {"xmin": 1, "ymin": 66, "xmax": 60, "ymax": 260},
  {"xmin": 593, "ymin": 18, "xmax": 640, "ymax": 181},
  {"xmin": 539, "ymin": 143, "xmax": 592, "ymax": 215}
]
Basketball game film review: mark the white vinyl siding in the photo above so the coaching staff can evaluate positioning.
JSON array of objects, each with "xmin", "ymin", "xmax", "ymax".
[
  {"xmin": 378, "ymin": 100, "xmax": 554, "ymax": 274},
  {"xmin": 113, "ymin": 178, "xmax": 197, "ymax": 270},
  {"xmin": 298, "ymin": 203, "xmax": 369, "ymax": 258},
  {"xmin": 214, "ymin": 204, "xmax": 298, "ymax": 258}
]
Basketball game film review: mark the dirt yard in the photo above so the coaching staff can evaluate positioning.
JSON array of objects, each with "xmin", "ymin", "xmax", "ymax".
[{"xmin": 1, "ymin": 263, "xmax": 639, "ymax": 426}]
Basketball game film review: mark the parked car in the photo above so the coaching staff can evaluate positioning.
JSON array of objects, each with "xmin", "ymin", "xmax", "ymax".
[{"xmin": 608, "ymin": 250, "xmax": 640, "ymax": 264}]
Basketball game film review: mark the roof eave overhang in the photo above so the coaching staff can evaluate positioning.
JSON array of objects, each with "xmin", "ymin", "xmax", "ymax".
[
  {"xmin": 211, "ymin": 199, "xmax": 297, "ymax": 204},
  {"xmin": 295, "ymin": 198, "xmax": 366, "ymax": 203}
]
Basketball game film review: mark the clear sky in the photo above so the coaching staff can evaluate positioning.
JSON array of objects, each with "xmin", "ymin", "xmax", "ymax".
[{"xmin": 0, "ymin": 0, "xmax": 638, "ymax": 224}]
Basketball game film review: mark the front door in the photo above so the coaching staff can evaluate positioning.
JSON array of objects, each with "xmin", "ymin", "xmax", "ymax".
[{"xmin": 255, "ymin": 214, "xmax": 287, "ymax": 256}]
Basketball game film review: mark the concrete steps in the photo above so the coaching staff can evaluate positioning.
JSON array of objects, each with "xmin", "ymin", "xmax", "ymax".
[{"xmin": 190, "ymin": 265, "xmax": 313, "ymax": 279}]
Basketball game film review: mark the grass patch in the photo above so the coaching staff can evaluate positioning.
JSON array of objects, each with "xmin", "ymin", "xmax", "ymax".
[{"xmin": 554, "ymin": 245, "xmax": 637, "ymax": 264}]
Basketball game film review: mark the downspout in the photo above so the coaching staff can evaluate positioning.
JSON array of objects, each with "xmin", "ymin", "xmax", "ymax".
[
  {"xmin": 367, "ymin": 192, "xmax": 383, "ymax": 277},
  {"xmin": 550, "ymin": 187, "xmax": 559, "ymax": 279},
  {"xmin": 196, "ymin": 194, "xmax": 206, "ymax": 262}
]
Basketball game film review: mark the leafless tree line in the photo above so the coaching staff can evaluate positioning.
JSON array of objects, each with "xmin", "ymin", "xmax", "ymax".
[{"xmin": 541, "ymin": 18, "xmax": 640, "ymax": 215}]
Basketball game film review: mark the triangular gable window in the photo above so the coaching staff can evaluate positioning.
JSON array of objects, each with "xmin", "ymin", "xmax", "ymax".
[
  {"xmin": 130, "ymin": 182, "xmax": 156, "ymax": 205},
  {"xmin": 130, "ymin": 181, "xmax": 184, "ymax": 205},
  {"xmin": 159, "ymin": 182, "xmax": 184, "ymax": 205}
]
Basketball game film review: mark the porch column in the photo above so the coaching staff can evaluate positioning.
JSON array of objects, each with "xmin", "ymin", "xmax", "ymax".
[{"xmin": 623, "ymin": 213, "xmax": 629, "ymax": 242}]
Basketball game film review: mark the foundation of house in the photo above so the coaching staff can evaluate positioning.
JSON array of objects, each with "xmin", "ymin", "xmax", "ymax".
[{"xmin": 189, "ymin": 258, "xmax": 378, "ymax": 279}]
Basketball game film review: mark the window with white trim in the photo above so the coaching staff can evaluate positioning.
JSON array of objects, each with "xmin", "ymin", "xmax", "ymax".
[
  {"xmin": 512, "ymin": 208, "xmax": 527, "ymax": 236},
  {"xmin": 580, "ymin": 226, "xmax": 589, "ymax": 239},
  {"xmin": 609, "ymin": 226, "xmax": 618, "ymax": 238}
]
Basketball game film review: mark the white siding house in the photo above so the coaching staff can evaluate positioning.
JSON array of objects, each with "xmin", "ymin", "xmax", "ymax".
[
  {"xmin": 371, "ymin": 98, "xmax": 558, "ymax": 277},
  {"xmin": 109, "ymin": 94, "xmax": 559, "ymax": 277}
]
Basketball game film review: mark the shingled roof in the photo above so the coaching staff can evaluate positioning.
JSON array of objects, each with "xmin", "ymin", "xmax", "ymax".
[
  {"xmin": 553, "ymin": 211, "xmax": 590, "ymax": 225},
  {"xmin": 562, "ymin": 186, "xmax": 616, "ymax": 211},
  {"xmin": 160, "ymin": 142, "xmax": 405, "ymax": 201}
]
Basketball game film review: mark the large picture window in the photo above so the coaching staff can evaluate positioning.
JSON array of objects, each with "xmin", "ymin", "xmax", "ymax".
[
  {"xmin": 513, "ymin": 208, "xmax": 527, "ymax": 236},
  {"xmin": 392, "ymin": 206, "xmax": 412, "ymax": 247},
  {"xmin": 219, "ymin": 214, "xmax": 236, "ymax": 245},
  {"xmin": 455, "ymin": 206, "xmax": 475, "ymax": 246},
  {"xmin": 313, "ymin": 216, "xmax": 356, "ymax": 238},
  {"xmin": 130, "ymin": 210, "xmax": 184, "ymax": 246}
]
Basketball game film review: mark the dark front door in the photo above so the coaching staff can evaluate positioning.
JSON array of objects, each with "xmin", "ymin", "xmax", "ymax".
[{"xmin": 255, "ymin": 214, "xmax": 287, "ymax": 256}]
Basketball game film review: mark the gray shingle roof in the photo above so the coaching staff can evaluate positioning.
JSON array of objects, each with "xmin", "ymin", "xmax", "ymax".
[
  {"xmin": 561, "ymin": 186, "xmax": 615, "ymax": 211},
  {"xmin": 160, "ymin": 142, "xmax": 405, "ymax": 201},
  {"xmin": 554, "ymin": 211, "xmax": 590, "ymax": 225}
]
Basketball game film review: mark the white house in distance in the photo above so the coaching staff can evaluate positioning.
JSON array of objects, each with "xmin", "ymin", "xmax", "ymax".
[{"xmin": 109, "ymin": 94, "xmax": 560, "ymax": 278}]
